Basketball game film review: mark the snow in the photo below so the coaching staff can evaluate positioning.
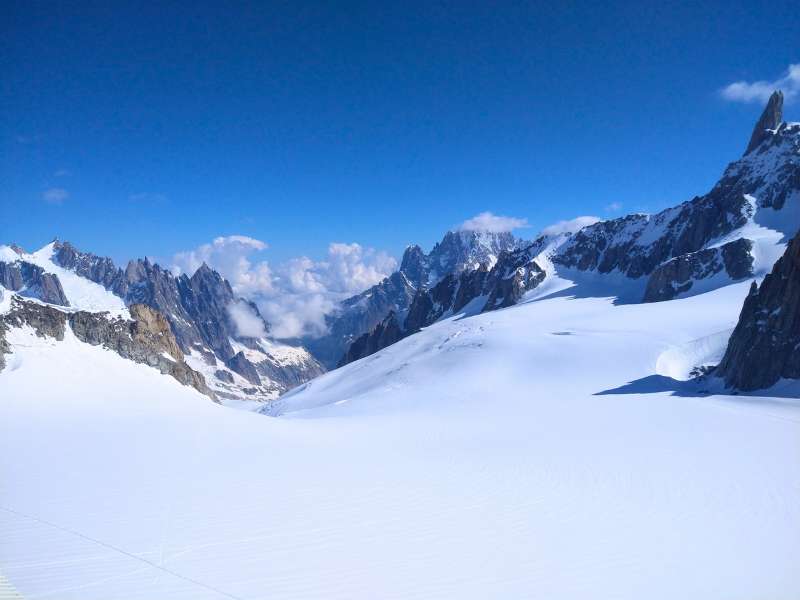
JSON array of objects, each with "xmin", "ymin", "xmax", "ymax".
[
  {"xmin": 4, "ymin": 242, "xmax": 128, "ymax": 316},
  {"xmin": 2, "ymin": 278, "xmax": 799, "ymax": 599},
  {"xmin": 0, "ymin": 285, "xmax": 12, "ymax": 315},
  {"xmin": 0, "ymin": 245, "xmax": 22, "ymax": 263}
]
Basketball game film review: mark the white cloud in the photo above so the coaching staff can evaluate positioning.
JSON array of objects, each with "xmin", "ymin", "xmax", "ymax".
[
  {"xmin": 604, "ymin": 202, "xmax": 623, "ymax": 213},
  {"xmin": 256, "ymin": 294, "xmax": 336, "ymax": 340},
  {"xmin": 172, "ymin": 236, "xmax": 274, "ymax": 296},
  {"xmin": 227, "ymin": 300, "xmax": 268, "ymax": 338},
  {"xmin": 458, "ymin": 212, "xmax": 529, "ymax": 233},
  {"xmin": 172, "ymin": 237, "xmax": 397, "ymax": 339},
  {"xmin": 720, "ymin": 63, "xmax": 800, "ymax": 104},
  {"xmin": 43, "ymin": 187, "xmax": 69, "ymax": 204},
  {"xmin": 540, "ymin": 216, "xmax": 600, "ymax": 237}
]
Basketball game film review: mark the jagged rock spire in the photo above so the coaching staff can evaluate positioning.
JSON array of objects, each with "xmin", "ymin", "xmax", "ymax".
[{"xmin": 745, "ymin": 90, "xmax": 783, "ymax": 155}]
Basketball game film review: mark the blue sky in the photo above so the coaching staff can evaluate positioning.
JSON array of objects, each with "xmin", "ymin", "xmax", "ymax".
[{"xmin": 2, "ymin": 1, "xmax": 798, "ymax": 268}]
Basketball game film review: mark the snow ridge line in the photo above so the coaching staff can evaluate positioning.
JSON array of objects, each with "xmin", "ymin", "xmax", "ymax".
[{"xmin": 0, "ymin": 506, "xmax": 242, "ymax": 600}]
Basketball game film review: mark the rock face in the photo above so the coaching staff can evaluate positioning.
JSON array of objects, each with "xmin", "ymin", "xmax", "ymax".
[
  {"xmin": 0, "ymin": 260, "xmax": 69, "ymax": 305},
  {"xmin": 642, "ymin": 238, "xmax": 754, "ymax": 302},
  {"xmin": 717, "ymin": 231, "xmax": 800, "ymax": 391},
  {"xmin": 745, "ymin": 90, "xmax": 783, "ymax": 155},
  {"xmin": 53, "ymin": 241, "xmax": 128, "ymax": 296},
  {"xmin": 339, "ymin": 241, "xmax": 548, "ymax": 366},
  {"xmin": 225, "ymin": 351, "xmax": 262, "ymax": 386},
  {"xmin": 338, "ymin": 312, "xmax": 405, "ymax": 366},
  {"xmin": 0, "ymin": 297, "xmax": 214, "ymax": 399}
]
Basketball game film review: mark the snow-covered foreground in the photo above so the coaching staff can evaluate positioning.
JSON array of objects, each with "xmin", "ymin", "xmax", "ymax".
[{"xmin": 2, "ymin": 282, "xmax": 799, "ymax": 599}]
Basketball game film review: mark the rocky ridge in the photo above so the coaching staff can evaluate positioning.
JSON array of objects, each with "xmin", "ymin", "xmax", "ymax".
[
  {"xmin": 716, "ymin": 229, "xmax": 800, "ymax": 391},
  {"xmin": 0, "ymin": 259, "xmax": 69, "ymax": 306},
  {"xmin": 0, "ymin": 296, "xmax": 214, "ymax": 398},
  {"xmin": 0, "ymin": 241, "xmax": 324, "ymax": 403}
]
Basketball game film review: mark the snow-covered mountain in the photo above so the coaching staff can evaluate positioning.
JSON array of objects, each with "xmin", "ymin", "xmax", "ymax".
[
  {"xmin": 339, "ymin": 91, "xmax": 800, "ymax": 364},
  {"xmin": 2, "ymin": 92, "xmax": 800, "ymax": 600},
  {"xmin": 302, "ymin": 229, "xmax": 522, "ymax": 367},
  {"xmin": 3, "ymin": 259, "xmax": 797, "ymax": 599},
  {"xmin": 0, "ymin": 241, "xmax": 323, "ymax": 404}
]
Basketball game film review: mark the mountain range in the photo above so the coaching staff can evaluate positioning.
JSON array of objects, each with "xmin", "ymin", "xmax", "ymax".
[
  {"xmin": 3, "ymin": 92, "xmax": 800, "ymax": 600},
  {"xmin": 1, "ymin": 91, "xmax": 799, "ymax": 401}
]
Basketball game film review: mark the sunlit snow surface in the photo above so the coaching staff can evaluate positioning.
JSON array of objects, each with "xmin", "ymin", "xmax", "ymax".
[{"xmin": 2, "ymin": 282, "xmax": 800, "ymax": 599}]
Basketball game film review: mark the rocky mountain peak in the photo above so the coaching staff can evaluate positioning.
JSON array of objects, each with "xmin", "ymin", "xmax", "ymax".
[
  {"xmin": 399, "ymin": 244, "xmax": 429, "ymax": 288},
  {"xmin": 745, "ymin": 90, "xmax": 784, "ymax": 155},
  {"xmin": 424, "ymin": 229, "xmax": 519, "ymax": 285}
]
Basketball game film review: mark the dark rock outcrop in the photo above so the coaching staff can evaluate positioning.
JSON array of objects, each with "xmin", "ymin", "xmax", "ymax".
[
  {"xmin": 53, "ymin": 241, "xmax": 129, "ymax": 296},
  {"xmin": 482, "ymin": 245, "xmax": 547, "ymax": 311},
  {"xmin": 215, "ymin": 369, "xmax": 235, "ymax": 384},
  {"xmin": 717, "ymin": 231, "xmax": 800, "ymax": 391},
  {"xmin": 745, "ymin": 90, "xmax": 783, "ymax": 155},
  {"xmin": 0, "ymin": 261, "xmax": 69, "ymax": 306},
  {"xmin": 225, "ymin": 351, "xmax": 261, "ymax": 386},
  {"xmin": 0, "ymin": 297, "xmax": 214, "ymax": 399},
  {"xmin": 338, "ymin": 311, "xmax": 405, "ymax": 366},
  {"xmin": 643, "ymin": 238, "xmax": 754, "ymax": 302}
]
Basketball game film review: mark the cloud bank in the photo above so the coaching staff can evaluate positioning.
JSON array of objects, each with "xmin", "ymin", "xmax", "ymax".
[
  {"xmin": 721, "ymin": 63, "xmax": 800, "ymax": 104},
  {"xmin": 459, "ymin": 212, "xmax": 529, "ymax": 233},
  {"xmin": 172, "ymin": 236, "xmax": 396, "ymax": 339},
  {"xmin": 227, "ymin": 300, "xmax": 268, "ymax": 338},
  {"xmin": 540, "ymin": 216, "xmax": 600, "ymax": 237}
]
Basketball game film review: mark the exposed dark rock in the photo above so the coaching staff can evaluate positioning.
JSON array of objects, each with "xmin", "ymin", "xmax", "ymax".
[
  {"xmin": 745, "ymin": 90, "xmax": 783, "ymax": 155},
  {"xmin": 0, "ymin": 261, "xmax": 69, "ymax": 306},
  {"xmin": 215, "ymin": 369, "xmax": 235, "ymax": 384},
  {"xmin": 225, "ymin": 351, "xmax": 261, "ymax": 386},
  {"xmin": 0, "ymin": 297, "xmax": 214, "ymax": 399},
  {"xmin": 1, "ymin": 296, "xmax": 67, "ymax": 340},
  {"xmin": 643, "ymin": 238, "xmax": 754, "ymax": 302},
  {"xmin": 717, "ymin": 231, "xmax": 800, "ymax": 391},
  {"xmin": 53, "ymin": 241, "xmax": 129, "ymax": 296},
  {"xmin": 482, "ymin": 246, "xmax": 546, "ymax": 311},
  {"xmin": 399, "ymin": 245, "xmax": 430, "ymax": 288},
  {"xmin": 302, "ymin": 270, "xmax": 417, "ymax": 368},
  {"xmin": 338, "ymin": 311, "xmax": 405, "ymax": 366}
]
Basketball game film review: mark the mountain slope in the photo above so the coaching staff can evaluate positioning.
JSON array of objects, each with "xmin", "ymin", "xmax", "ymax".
[
  {"xmin": 339, "ymin": 92, "xmax": 800, "ymax": 363},
  {"xmin": 0, "ymin": 241, "xmax": 324, "ymax": 403},
  {"xmin": 2, "ymin": 276, "xmax": 798, "ymax": 599}
]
